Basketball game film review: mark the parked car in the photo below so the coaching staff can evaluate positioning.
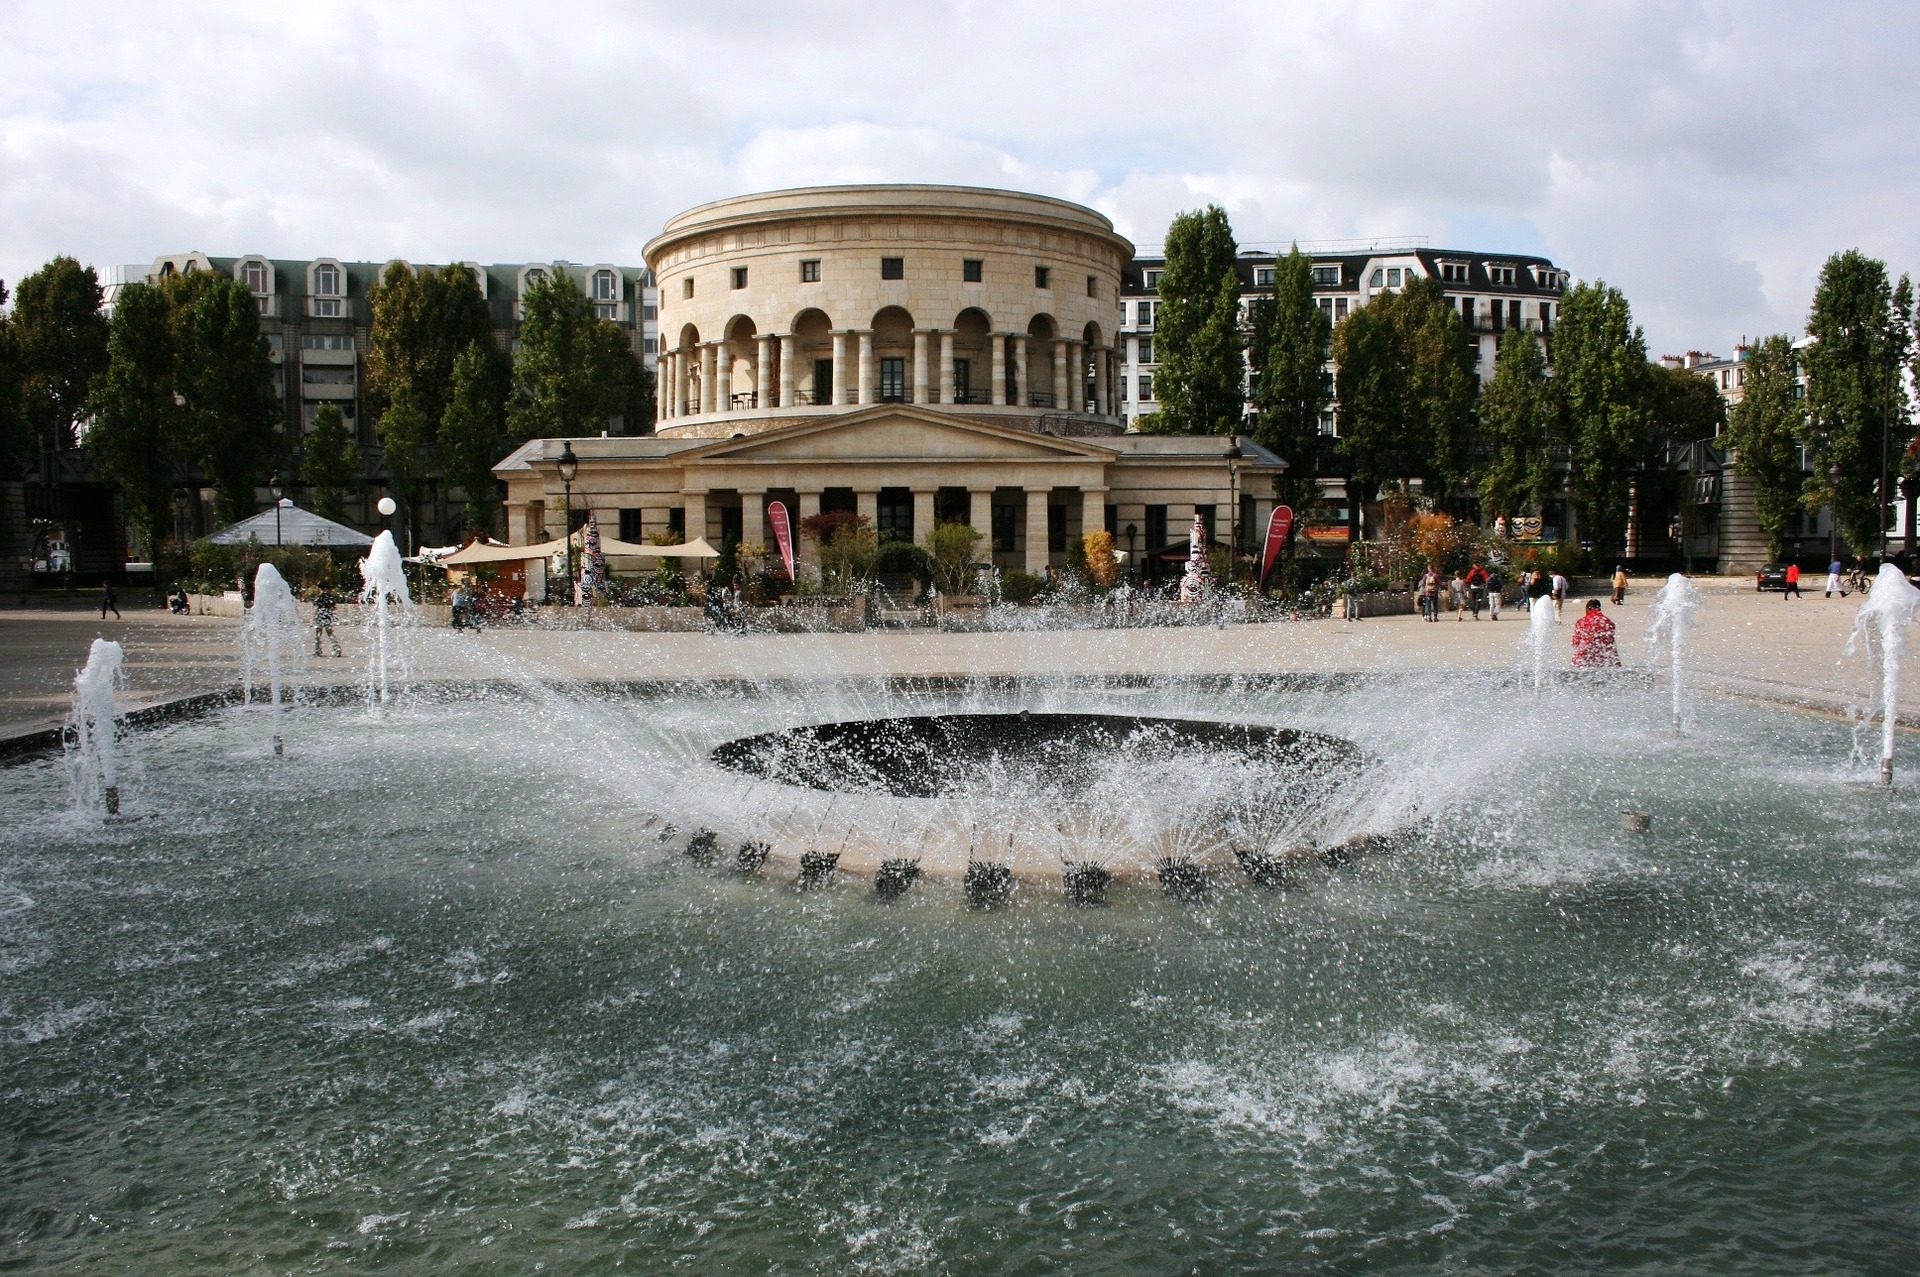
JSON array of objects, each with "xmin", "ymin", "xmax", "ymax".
[{"xmin": 1756, "ymin": 565, "xmax": 1788, "ymax": 591}]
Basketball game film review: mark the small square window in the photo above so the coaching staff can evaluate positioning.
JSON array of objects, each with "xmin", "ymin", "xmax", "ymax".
[
  {"xmin": 800, "ymin": 259, "xmax": 821, "ymax": 283},
  {"xmin": 1254, "ymin": 267, "xmax": 1274, "ymax": 287},
  {"xmin": 1087, "ymin": 275, "xmax": 1098, "ymax": 298},
  {"xmin": 731, "ymin": 267, "xmax": 748, "ymax": 289},
  {"xmin": 1143, "ymin": 269, "xmax": 1162, "ymax": 289},
  {"xmin": 1035, "ymin": 265, "xmax": 1050, "ymax": 289},
  {"xmin": 682, "ymin": 278, "xmax": 694, "ymax": 299},
  {"xmin": 1386, "ymin": 267, "xmax": 1402, "ymax": 286},
  {"xmin": 880, "ymin": 257, "xmax": 904, "ymax": 280},
  {"xmin": 1311, "ymin": 264, "xmax": 1339, "ymax": 286},
  {"xmin": 963, "ymin": 259, "xmax": 983, "ymax": 283}
]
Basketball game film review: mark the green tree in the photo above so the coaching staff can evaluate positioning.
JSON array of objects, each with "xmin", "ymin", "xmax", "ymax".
[
  {"xmin": 376, "ymin": 383, "xmax": 433, "ymax": 545},
  {"xmin": 1802, "ymin": 251, "xmax": 1910, "ymax": 555},
  {"xmin": 439, "ymin": 341, "xmax": 507, "ymax": 536},
  {"xmin": 84, "ymin": 282, "xmax": 182, "ymax": 556},
  {"xmin": 1646, "ymin": 360, "xmax": 1728, "ymax": 443},
  {"xmin": 0, "ymin": 279, "xmax": 26, "ymax": 473},
  {"xmin": 1725, "ymin": 335, "xmax": 1808, "ymax": 562},
  {"xmin": 1144, "ymin": 206, "xmax": 1244, "ymax": 435},
  {"xmin": 12, "ymin": 256, "xmax": 109, "ymax": 456},
  {"xmin": 926, "ymin": 520, "xmax": 984, "ymax": 595},
  {"xmin": 1246, "ymin": 245, "xmax": 1331, "ymax": 517},
  {"xmin": 301, "ymin": 404, "xmax": 361, "ymax": 523},
  {"xmin": 1554, "ymin": 280, "xmax": 1652, "ymax": 560},
  {"xmin": 169, "ymin": 272, "xmax": 281, "ymax": 525},
  {"xmin": 1477, "ymin": 327, "xmax": 1560, "ymax": 522},
  {"xmin": 366, "ymin": 262, "xmax": 496, "ymax": 427},
  {"xmin": 509, "ymin": 270, "xmax": 635, "ymax": 442},
  {"xmin": 1331, "ymin": 276, "xmax": 1476, "ymax": 524}
]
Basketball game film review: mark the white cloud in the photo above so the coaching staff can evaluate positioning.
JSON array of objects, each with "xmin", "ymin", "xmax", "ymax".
[{"xmin": 3, "ymin": 0, "xmax": 1917, "ymax": 352}]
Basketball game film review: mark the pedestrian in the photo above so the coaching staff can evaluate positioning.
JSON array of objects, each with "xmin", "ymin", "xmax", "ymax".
[
  {"xmin": 1418, "ymin": 566, "xmax": 1440, "ymax": 621},
  {"xmin": 450, "ymin": 584, "xmax": 468, "ymax": 629},
  {"xmin": 99, "ymin": 580, "xmax": 120, "ymax": 620},
  {"xmin": 312, "ymin": 587, "xmax": 342, "ymax": 657},
  {"xmin": 1611, "ymin": 564, "xmax": 1628, "ymax": 605},
  {"xmin": 1528, "ymin": 569, "xmax": 1553, "ymax": 613},
  {"xmin": 1550, "ymin": 571, "xmax": 1569, "ymax": 619},
  {"xmin": 1782, "ymin": 562, "xmax": 1802, "ymax": 600},
  {"xmin": 1467, "ymin": 563, "xmax": 1489, "ymax": 619},
  {"xmin": 1825, "ymin": 558, "xmax": 1848, "ymax": 598},
  {"xmin": 1485, "ymin": 565, "xmax": 1504, "ymax": 620},
  {"xmin": 1571, "ymin": 598, "xmax": 1621, "ymax": 667},
  {"xmin": 1342, "ymin": 564, "xmax": 1361, "ymax": 621}
]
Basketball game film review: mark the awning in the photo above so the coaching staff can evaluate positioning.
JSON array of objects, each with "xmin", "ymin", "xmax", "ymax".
[{"xmin": 438, "ymin": 534, "xmax": 723, "ymax": 565}]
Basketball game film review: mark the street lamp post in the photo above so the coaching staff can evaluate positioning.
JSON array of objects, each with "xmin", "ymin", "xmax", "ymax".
[
  {"xmin": 173, "ymin": 485, "xmax": 191, "ymax": 550},
  {"xmin": 1225, "ymin": 441, "xmax": 1242, "ymax": 586},
  {"xmin": 557, "ymin": 441, "xmax": 579, "ymax": 606},
  {"xmin": 269, "ymin": 473, "xmax": 284, "ymax": 546}
]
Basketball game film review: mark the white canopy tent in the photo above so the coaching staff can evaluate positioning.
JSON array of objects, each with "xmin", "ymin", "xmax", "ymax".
[
  {"xmin": 437, "ymin": 534, "xmax": 721, "ymax": 566},
  {"xmin": 201, "ymin": 502, "xmax": 373, "ymax": 548}
]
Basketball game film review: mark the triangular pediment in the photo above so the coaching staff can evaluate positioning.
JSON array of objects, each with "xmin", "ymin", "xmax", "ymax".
[{"xmin": 684, "ymin": 406, "xmax": 1118, "ymax": 464}]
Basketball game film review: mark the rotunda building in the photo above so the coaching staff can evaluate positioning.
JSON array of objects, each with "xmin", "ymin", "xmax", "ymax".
[{"xmin": 645, "ymin": 185, "xmax": 1133, "ymax": 435}]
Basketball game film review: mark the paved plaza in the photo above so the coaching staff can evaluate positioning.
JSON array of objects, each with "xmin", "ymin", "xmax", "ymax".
[{"xmin": 0, "ymin": 576, "xmax": 1892, "ymax": 746}]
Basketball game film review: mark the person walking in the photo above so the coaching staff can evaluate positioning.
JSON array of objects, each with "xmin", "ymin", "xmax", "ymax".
[
  {"xmin": 1418, "ymin": 566, "xmax": 1439, "ymax": 621},
  {"xmin": 1485, "ymin": 565, "xmax": 1504, "ymax": 620},
  {"xmin": 1782, "ymin": 562, "xmax": 1802, "ymax": 600},
  {"xmin": 312, "ymin": 587, "xmax": 343, "ymax": 657},
  {"xmin": 1825, "ymin": 558, "xmax": 1848, "ymax": 598},
  {"xmin": 99, "ymin": 581, "xmax": 120, "ymax": 620},
  {"xmin": 1450, "ymin": 570, "xmax": 1468, "ymax": 621},
  {"xmin": 1342, "ymin": 565, "xmax": 1361, "ymax": 621},
  {"xmin": 1611, "ymin": 564, "xmax": 1628, "ymax": 605},
  {"xmin": 450, "ymin": 584, "xmax": 468, "ymax": 629},
  {"xmin": 1550, "ymin": 571, "xmax": 1569, "ymax": 619},
  {"xmin": 1467, "ymin": 563, "xmax": 1489, "ymax": 619}
]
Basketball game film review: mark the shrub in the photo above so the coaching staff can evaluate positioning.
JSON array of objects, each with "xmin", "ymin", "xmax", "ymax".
[
  {"xmin": 872, "ymin": 541, "xmax": 932, "ymax": 584},
  {"xmin": 926, "ymin": 521, "xmax": 984, "ymax": 595},
  {"xmin": 1082, "ymin": 530, "xmax": 1119, "ymax": 590},
  {"xmin": 1000, "ymin": 569, "xmax": 1045, "ymax": 605}
]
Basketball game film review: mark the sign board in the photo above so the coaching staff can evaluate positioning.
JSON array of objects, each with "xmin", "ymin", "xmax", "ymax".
[
  {"xmin": 768, "ymin": 501, "xmax": 796, "ymax": 581},
  {"xmin": 1258, "ymin": 506, "xmax": 1294, "ymax": 588}
]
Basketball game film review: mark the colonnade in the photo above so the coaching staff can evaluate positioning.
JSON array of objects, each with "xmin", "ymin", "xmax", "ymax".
[{"xmin": 657, "ymin": 330, "xmax": 1124, "ymax": 424}]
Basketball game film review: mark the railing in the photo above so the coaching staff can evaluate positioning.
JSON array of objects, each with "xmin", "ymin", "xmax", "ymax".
[
  {"xmin": 953, "ymin": 389, "xmax": 994, "ymax": 405},
  {"xmin": 878, "ymin": 390, "xmax": 909, "ymax": 404},
  {"xmin": 1027, "ymin": 392, "xmax": 1057, "ymax": 409},
  {"xmin": 791, "ymin": 389, "xmax": 828, "ymax": 406},
  {"xmin": 730, "ymin": 391, "xmax": 758, "ymax": 410}
]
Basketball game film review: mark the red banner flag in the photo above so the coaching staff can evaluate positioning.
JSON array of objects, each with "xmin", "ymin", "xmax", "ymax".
[
  {"xmin": 768, "ymin": 501, "xmax": 796, "ymax": 581},
  {"xmin": 1259, "ymin": 505, "xmax": 1294, "ymax": 588}
]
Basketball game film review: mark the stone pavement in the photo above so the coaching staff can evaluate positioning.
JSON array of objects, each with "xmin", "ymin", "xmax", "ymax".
[{"xmin": 0, "ymin": 575, "xmax": 1892, "ymax": 746}]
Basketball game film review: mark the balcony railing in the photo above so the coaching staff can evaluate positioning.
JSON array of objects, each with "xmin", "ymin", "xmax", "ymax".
[
  {"xmin": 1027, "ymin": 392, "xmax": 1057, "ymax": 409},
  {"xmin": 730, "ymin": 391, "xmax": 758, "ymax": 410},
  {"xmin": 791, "ymin": 389, "xmax": 828, "ymax": 406},
  {"xmin": 953, "ymin": 388, "xmax": 994, "ymax": 405}
]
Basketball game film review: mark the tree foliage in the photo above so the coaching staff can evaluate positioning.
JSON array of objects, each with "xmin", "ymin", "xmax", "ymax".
[
  {"xmin": 12, "ymin": 256, "xmax": 109, "ymax": 456},
  {"xmin": 1246, "ymin": 246, "xmax": 1331, "ymax": 516},
  {"xmin": 1725, "ymin": 335, "xmax": 1808, "ymax": 562},
  {"xmin": 1802, "ymin": 251, "xmax": 1911, "ymax": 555},
  {"xmin": 1555, "ymin": 280, "xmax": 1652, "ymax": 560},
  {"xmin": 300, "ymin": 404, "xmax": 361, "ymax": 523},
  {"xmin": 84, "ymin": 282, "xmax": 181, "ymax": 555},
  {"xmin": 926, "ymin": 520, "xmax": 984, "ymax": 595},
  {"xmin": 439, "ymin": 341, "xmax": 507, "ymax": 536},
  {"xmin": 508, "ymin": 270, "xmax": 639, "ymax": 442},
  {"xmin": 1331, "ymin": 275, "xmax": 1476, "ymax": 509},
  {"xmin": 165, "ymin": 271, "xmax": 281, "ymax": 525},
  {"xmin": 376, "ymin": 383, "xmax": 434, "ymax": 543},
  {"xmin": 365, "ymin": 262, "xmax": 495, "ymax": 427},
  {"xmin": 1144, "ymin": 206, "xmax": 1244, "ymax": 435},
  {"xmin": 0, "ymin": 279, "xmax": 24, "ymax": 473},
  {"xmin": 1477, "ymin": 327, "xmax": 1560, "ymax": 522}
]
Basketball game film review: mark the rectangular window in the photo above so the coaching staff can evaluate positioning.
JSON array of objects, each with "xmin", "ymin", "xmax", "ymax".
[
  {"xmin": 301, "ymin": 334, "xmax": 355, "ymax": 350},
  {"xmin": 243, "ymin": 260, "xmax": 270, "ymax": 292},
  {"xmin": 1254, "ymin": 267, "xmax": 1275, "ymax": 287},
  {"xmin": 643, "ymin": 337, "xmax": 657, "ymax": 354},
  {"xmin": 642, "ymin": 304, "xmax": 657, "ymax": 321},
  {"xmin": 952, "ymin": 357, "xmax": 971, "ymax": 401},
  {"xmin": 1087, "ymin": 275, "xmax": 1098, "ymax": 297},
  {"xmin": 1334, "ymin": 297, "xmax": 1348, "ymax": 320},
  {"xmin": 991, "ymin": 502, "xmax": 1016, "ymax": 553},
  {"xmin": 301, "ymin": 366, "xmax": 354, "ymax": 386},
  {"xmin": 1143, "ymin": 269, "xmax": 1162, "ymax": 289},
  {"xmin": 1318, "ymin": 297, "xmax": 1333, "ymax": 319},
  {"xmin": 1193, "ymin": 505, "xmax": 1216, "ymax": 545},
  {"xmin": 1386, "ymin": 267, "xmax": 1402, "ymax": 287},
  {"xmin": 1509, "ymin": 299, "xmax": 1522, "ymax": 330},
  {"xmin": 1539, "ymin": 301, "xmax": 1552, "ymax": 333},
  {"xmin": 1319, "ymin": 410, "xmax": 1337, "ymax": 437},
  {"xmin": 682, "ymin": 278, "xmax": 694, "ymax": 299},
  {"xmin": 618, "ymin": 509, "xmax": 642, "ymax": 542},
  {"xmin": 1145, "ymin": 505, "xmax": 1168, "ymax": 551},
  {"xmin": 1491, "ymin": 301, "xmax": 1504, "ymax": 332},
  {"xmin": 1048, "ymin": 504, "xmax": 1067, "ymax": 553},
  {"xmin": 720, "ymin": 506, "xmax": 743, "ymax": 546},
  {"xmin": 310, "ymin": 298, "xmax": 342, "ymax": 317},
  {"xmin": 731, "ymin": 267, "xmax": 748, "ymax": 289},
  {"xmin": 1034, "ymin": 265, "xmax": 1050, "ymax": 289},
  {"xmin": 880, "ymin": 257, "xmax": 904, "ymax": 280},
  {"xmin": 1136, "ymin": 336, "xmax": 1154, "ymax": 364},
  {"xmin": 963, "ymin": 258, "xmax": 983, "ymax": 282},
  {"xmin": 1460, "ymin": 296, "xmax": 1476, "ymax": 327},
  {"xmin": 800, "ymin": 259, "xmax": 821, "ymax": 283},
  {"xmin": 813, "ymin": 358, "xmax": 833, "ymax": 405},
  {"xmin": 1311, "ymin": 264, "xmax": 1339, "ymax": 286},
  {"xmin": 879, "ymin": 356, "xmax": 906, "ymax": 402},
  {"xmin": 1137, "ymin": 301, "xmax": 1155, "ymax": 328},
  {"xmin": 1137, "ymin": 374, "xmax": 1154, "ymax": 401},
  {"xmin": 668, "ymin": 507, "xmax": 685, "ymax": 538},
  {"xmin": 313, "ymin": 264, "xmax": 341, "ymax": 295},
  {"xmin": 1105, "ymin": 504, "xmax": 1118, "ymax": 537},
  {"xmin": 876, "ymin": 489, "xmax": 913, "ymax": 542}
]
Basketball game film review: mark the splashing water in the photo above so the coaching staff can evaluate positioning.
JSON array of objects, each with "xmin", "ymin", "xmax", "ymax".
[
  {"xmin": 1845, "ymin": 563, "xmax": 1920, "ymax": 783},
  {"xmin": 1524, "ymin": 594, "xmax": 1558, "ymax": 691},
  {"xmin": 66, "ymin": 638, "xmax": 125, "ymax": 817},
  {"xmin": 1646, "ymin": 572, "xmax": 1705, "ymax": 731},
  {"xmin": 242, "ymin": 563, "xmax": 305, "ymax": 755},
  {"xmin": 358, "ymin": 531, "xmax": 411, "ymax": 709}
]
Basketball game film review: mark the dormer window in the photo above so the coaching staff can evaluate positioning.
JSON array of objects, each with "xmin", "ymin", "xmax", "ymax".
[
  {"xmin": 525, "ymin": 267, "xmax": 549, "ymax": 289},
  {"xmin": 1143, "ymin": 269, "xmax": 1162, "ymax": 290},
  {"xmin": 1311, "ymin": 265, "xmax": 1339, "ymax": 286},
  {"xmin": 1438, "ymin": 261, "xmax": 1469, "ymax": 283},
  {"xmin": 242, "ymin": 260, "xmax": 270, "ymax": 293},
  {"xmin": 592, "ymin": 269, "xmax": 618, "ymax": 301},
  {"xmin": 310, "ymin": 262, "xmax": 343, "ymax": 317},
  {"xmin": 1254, "ymin": 267, "xmax": 1275, "ymax": 287},
  {"xmin": 1485, "ymin": 263, "xmax": 1517, "ymax": 287}
]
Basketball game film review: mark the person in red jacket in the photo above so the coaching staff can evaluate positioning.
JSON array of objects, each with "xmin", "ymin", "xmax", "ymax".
[
  {"xmin": 1783, "ymin": 562, "xmax": 1803, "ymax": 599},
  {"xmin": 1571, "ymin": 599, "xmax": 1621, "ymax": 667}
]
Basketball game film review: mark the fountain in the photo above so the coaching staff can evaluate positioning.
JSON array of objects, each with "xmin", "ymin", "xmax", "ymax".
[
  {"xmin": 358, "ymin": 530, "xmax": 410, "ymax": 708},
  {"xmin": 1845, "ymin": 562, "xmax": 1920, "ymax": 783},
  {"xmin": 241, "ymin": 563, "xmax": 304, "ymax": 756},
  {"xmin": 1646, "ymin": 572, "xmax": 1705, "ymax": 731},
  {"xmin": 1524, "ymin": 591, "xmax": 1559, "ymax": 690},
  {"xmin": 66, "ymin": 638, "xmax": 125, "ymax": 817}
]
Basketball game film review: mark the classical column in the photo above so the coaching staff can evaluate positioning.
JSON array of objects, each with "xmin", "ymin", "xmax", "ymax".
[
  {"xmin": 1052, "ymin": 340, "xmax": 1069, "ymax": 409},
  {"xmin": 655, "ymin": 364, "xmax": 666, "ymax": 425},
  {"xmin": 1067, "ymin": 340, "xmax": 1084, "ymax": 411},
  {"xmin": 1024, "ymin": 487, "xmax": 1051, "ymax": 573},
  {"xmin": 1014, "ymin": 336, "xmax": 1029, "ymax": 407},
  {"xmin": 755, "ymin": 336, "xmax": 772, "ymax": 411},
  {"xmin": 715, "ymin": 342, "xmax": 733, "ymax": 415},
  {"xmin": 912, "ymin": 331, "xmax": 930, "ymax": 405},
  {"xmin": 935, "ymin": 331, "xmax": 953, "ymax": 404},
  {"xmin": 1093, "ymin": 346, "xmax": 1108, "ymax": 417},
  {"xmin": 991, "ymin": 335, "xmax": 1007, "ymax": 406},
  {"xmin": 857, "ymin": 331, "xmax": 874, "ymax": 406},
  {"xmin": 855, "ymin": 489, "xmax": 878, "ymax": 527},
  {"xmin": 913, "ymin": 489, "xmax": 936, "ymax": 545},
  {"xmin": 737, "ymin": 487, "xmax": 767, "ymax": 545},
  {"xmin": 701, "ymin": 343, "xmax": 719, "ymax": 415},
  {"xmin": 831, "ymin": 332, "xmax": 849, "ymax": 406},
  {"xmin": 779, "ymin": 335, "xmax": 796, "ymax": 408},
  {"xmin": 674, "ymin": 349, "xmax": 690, "ymax": 417},
  {"xmin": 796, "ymin": 490, "xmax": 822, "ymax": 564},
  {"xmin": 1083, "ymin": 487, "xmax": 1109, "ymax": 541},
  {"xmin": 969, "ymin": 489, "xmax": 992, "ymax": 547},
  {"xmin": 683, "ymin": 490, "xmax": 707, "ymax": 545}
]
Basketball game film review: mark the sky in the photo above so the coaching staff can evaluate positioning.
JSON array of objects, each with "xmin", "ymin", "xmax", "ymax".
[{"xmin": 3, "ymin": 0, "xmax": 1916, "ymax": 356}]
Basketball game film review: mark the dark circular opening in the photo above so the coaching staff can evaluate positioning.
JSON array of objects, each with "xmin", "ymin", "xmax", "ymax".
[{"xmin": 711, "ymin": 712, "xmax": 1358, "ymax": 798}]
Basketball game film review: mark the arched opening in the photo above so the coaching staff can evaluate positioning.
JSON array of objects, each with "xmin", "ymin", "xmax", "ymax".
[
  {"xmin": 678, "ymin": 324, "xmax": 703, "ymax": 414},
  {"xmin": 953, "ymin": 308, "xmax": 992, "ymax": 404},
  {"xmin": 1027, "ymin": 314, "xmax": 1058, "ymax": 409},
  {"xmin": 792, "ymin": 308, "xmax": 832, "ymax": 405},
  {"xmin": 725, "ymin": 315, "xmax": 758, "ymax": 410},
  {"xmin": 872, "ymin": 306, "xmax": 914, "ymax": 403}
]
